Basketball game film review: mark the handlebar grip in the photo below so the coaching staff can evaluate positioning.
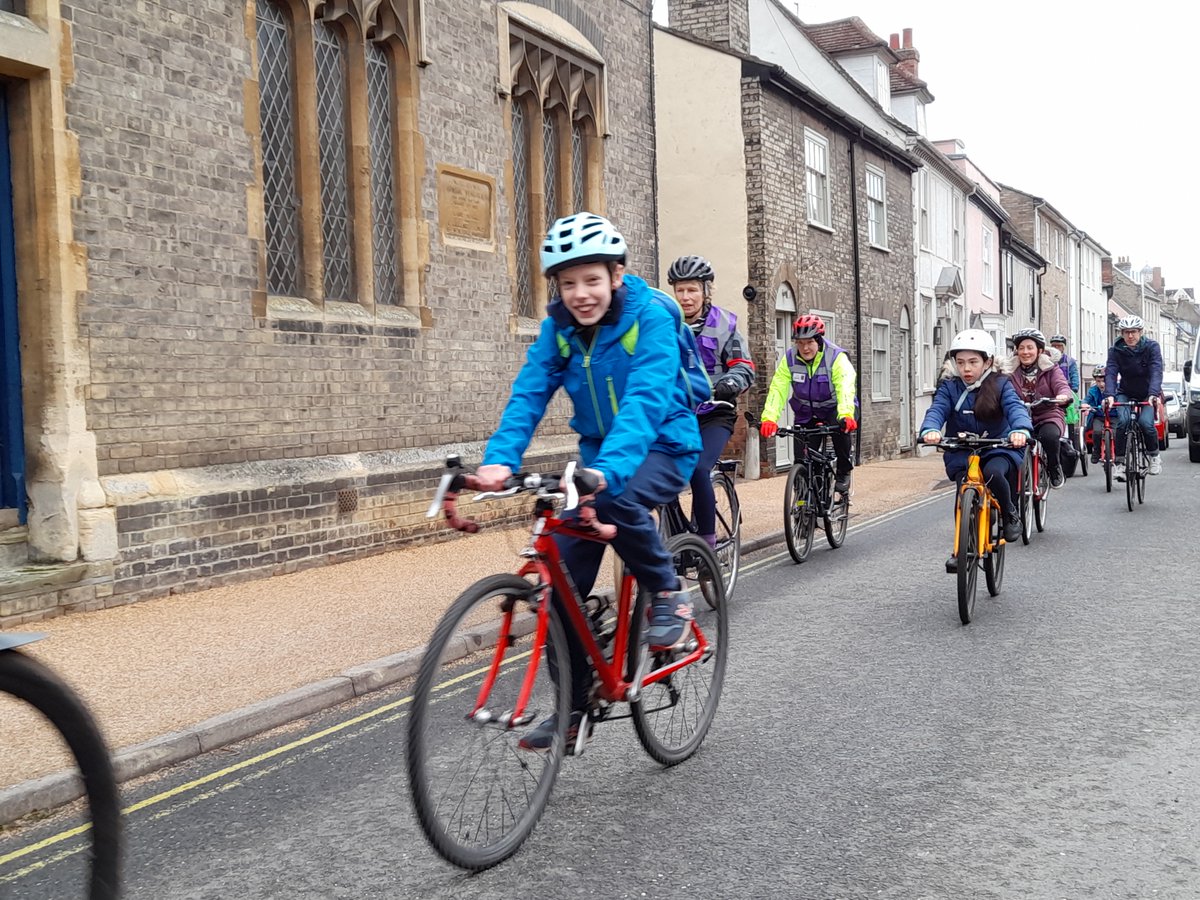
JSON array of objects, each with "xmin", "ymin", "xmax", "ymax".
[{"xmin": 573, "ymin": 468, "xmax": 602, "ymax": 497}]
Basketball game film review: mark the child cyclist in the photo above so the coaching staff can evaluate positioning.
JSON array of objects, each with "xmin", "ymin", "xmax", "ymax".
[
  {"xmin": 1082, "ymin": 366, "xmax": 1107, "ymax": 463},
  {"xmin": 920, "ymin": 330, "xmax": 1031, "ymax": 570},
  {"xmin": 759, "ymin": 314, "xmax": 857, "ymax": 492},
  {"xmin": 666, "ymin": 255, "xmax": 755, "ymax": 549},
  {"xmin": 476, "ymin": 213, "xmax": 703, "ymax": 752}
]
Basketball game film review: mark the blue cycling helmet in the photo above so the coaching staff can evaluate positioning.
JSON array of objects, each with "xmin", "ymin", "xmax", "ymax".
[{"xmin": 540, "ymin": 213, "xmax": 627, "ymax": 276}]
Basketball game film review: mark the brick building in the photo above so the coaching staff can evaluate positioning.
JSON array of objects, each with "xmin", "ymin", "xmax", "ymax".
[
  {"xmin": 660, "ymin": 0, "xmax": 919, "ymax": 472},
  {"xmin": 0, "ymin": 0, "xmax": 661, "ymax": 624}
]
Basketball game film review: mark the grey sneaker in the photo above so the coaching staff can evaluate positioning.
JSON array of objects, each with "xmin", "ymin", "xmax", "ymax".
[
  {"xmin": 1149, "ymin": 455, "xmax": 1162, "ymax": 475},
  {"xmin": 1114, "ymin": 463, "xmax": 1126, "ymax": 482},
  {"xmin": 645, "ymin": 589, "xmax": 694, "ymax": 648}
]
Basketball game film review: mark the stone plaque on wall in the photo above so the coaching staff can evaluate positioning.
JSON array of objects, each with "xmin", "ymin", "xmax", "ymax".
[{"xmin": 436, "ymin": 164, "xmax": 495, "ymax": 250}]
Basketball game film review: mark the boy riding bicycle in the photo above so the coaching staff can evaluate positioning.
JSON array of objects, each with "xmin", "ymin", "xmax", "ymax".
[
  {"xmin": 667, "ymin": 255, "xmax": 755, "ymax": 549},
  {"xmin": 476, "ymin": 212, "xmax": 703, "ymax": 751},
  {"xmin": 759, "ymin": 314, "xmax": 857, "ymax": 492},
  {"xmin": 1082, "ymin": 366, "xmax": 1107, "ymax": 463}
]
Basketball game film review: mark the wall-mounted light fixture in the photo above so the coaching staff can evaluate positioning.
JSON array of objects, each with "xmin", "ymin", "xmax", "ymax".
[{"xmin": 933, "ymin": 324, "xmax": 944, "ymax": 344}]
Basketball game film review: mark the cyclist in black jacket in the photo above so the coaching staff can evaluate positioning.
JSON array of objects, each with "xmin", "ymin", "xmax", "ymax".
[{"xmin": 1102, "ymin": 315, "xmax": 1163, "ymax": 479}]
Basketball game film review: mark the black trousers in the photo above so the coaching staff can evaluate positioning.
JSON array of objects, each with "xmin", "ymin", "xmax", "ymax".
[{"xmin": 793, "ymin": 429, "xmax": 853, "ymax": 479}]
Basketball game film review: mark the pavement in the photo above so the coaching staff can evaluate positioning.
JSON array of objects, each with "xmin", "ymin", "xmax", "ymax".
[{"xmin": 0, "ymin": 453, "xmax": 949, "ymax": 824}]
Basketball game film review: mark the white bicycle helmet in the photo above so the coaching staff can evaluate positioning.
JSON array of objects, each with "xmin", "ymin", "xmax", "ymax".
[
  {"xmin": 1116, "ymin": 315, "xmax": 1144, "ymax": 331},
  {"xmin": 1011, "ymin": 328, "xmax": 1046, "ymax": 350},
  {"xmin": 540, "ymin": 213, "xmax": 627, "ymax": 276},
  {"xmin": 948, "ymin": 329, "xmax": 995, "ymax": 359}
]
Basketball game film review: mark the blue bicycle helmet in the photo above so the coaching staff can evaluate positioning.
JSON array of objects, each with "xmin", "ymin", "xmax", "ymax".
[{"xmin": 540, "ymin": 213, "xmax": 627, "ymax": 276}]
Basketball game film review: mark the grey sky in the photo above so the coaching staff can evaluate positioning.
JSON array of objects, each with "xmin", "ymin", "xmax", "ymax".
[{"xmin": 652, "ymin": 0, "xmax": 1200, "ymax": 295}]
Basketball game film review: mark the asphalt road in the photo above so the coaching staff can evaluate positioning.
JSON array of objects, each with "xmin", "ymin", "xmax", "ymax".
[{"xmin": 4, "ymin": 449, "xmax": 1198, "ymax": 900}]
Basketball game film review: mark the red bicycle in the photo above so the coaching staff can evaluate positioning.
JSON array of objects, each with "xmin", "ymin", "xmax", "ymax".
[
  {"xmin": 1016, "ymin": 398, "xmax": 1056, "ymax": 543},
  {"xmin": 406, "ymin": 458, "xmax": 728, "ymax": 870}
]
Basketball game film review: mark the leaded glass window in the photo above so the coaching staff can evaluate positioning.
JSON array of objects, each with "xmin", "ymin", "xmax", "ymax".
[
  {"xmin": 571, "ymin": 122, "xmax": 585, "ymax": 214},
  {"xmin": 543, "ymin": 114, "xmax": 558, "ymax": 227},
  {"xmin": 366, "ymin": 42, "xmax": 399, "ymax": 306},
  {"xmin": 257, "ymin": 0, "xmax": 301, "ymax": 296},
  {"xmin": 511, "ymin": 100, "xmax": 533, "ymax": 318},
  {"xmin": 314, "ymin": 20, "xmax": 354, "ymax": 301}
]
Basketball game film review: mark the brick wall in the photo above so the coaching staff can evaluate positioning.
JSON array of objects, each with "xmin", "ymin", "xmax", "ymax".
[
  {"xmin": 48, "ymin": 0, "xmax": 659, "ymax": 612},
  {"xmin": 742, "ymin": 79, "xmax": 915, "ymax": 474},
  {"xmin": 667, "ymin": 0, "xmax": 749, "ymax": 52}
]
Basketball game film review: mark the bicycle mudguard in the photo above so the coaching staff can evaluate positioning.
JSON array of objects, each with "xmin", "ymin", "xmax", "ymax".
[{"xmin": 0, "ymin": 632, "xmax": 46, "ymax": 651}]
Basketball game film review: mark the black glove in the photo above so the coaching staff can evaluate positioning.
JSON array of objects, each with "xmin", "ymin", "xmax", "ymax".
[{"xmin": 712, "ymin": 379, "xmax": 739, "ymax": 402}]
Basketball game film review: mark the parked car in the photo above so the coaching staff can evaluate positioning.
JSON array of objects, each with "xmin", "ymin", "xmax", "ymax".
[{"xmin": 1162, "ymin": 371, "xmax": 1186, "ymax": 438}]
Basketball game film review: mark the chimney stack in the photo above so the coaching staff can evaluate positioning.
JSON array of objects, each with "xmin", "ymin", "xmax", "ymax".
[
  {"xmin": 894, "ymin": 27, "xmax": 919, "ymax": 78},
  {"xmin": 1116, "ymin": 256, "xmax": 1132, "ymax": 275},
  {"xmin": 889, "ymin": 32, "xmax": 900, "ymax": 50},
  {"xmin": 1152, "ymin": 266, "xmax": 1163, "ymax": 293},
  {"xmin": 1101, "ymin": 256, "xmax": 1113, "ymax": 286},
  {"xmin": 667, "ymin": 0, "xmax": 751, "ymax": 54}
]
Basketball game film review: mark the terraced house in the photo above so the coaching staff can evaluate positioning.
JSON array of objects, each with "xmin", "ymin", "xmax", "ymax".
[{"xmin": 0, "ymin": 0, "xmax": 661, "ymax": 624}]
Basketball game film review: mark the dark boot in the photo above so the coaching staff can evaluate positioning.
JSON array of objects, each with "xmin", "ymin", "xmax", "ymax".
[{"xmin": 1003, "ymin": 508, "xmax": 1021, "ymax": 542}]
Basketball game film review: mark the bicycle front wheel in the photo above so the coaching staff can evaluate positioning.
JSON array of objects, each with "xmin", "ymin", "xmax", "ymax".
[
  {"xmin": 1136, "ymin": 437, "xmax": 1147, "ymax": 504},
  {"xmin": 956, "ymin": 487, "xmax": 982, "ymax": 625},
  {"xmin": 824, "ymin": 472, "xmax": 850, "ymax": 549},
  {"xmin": 407, "ymin": 574, "xmax": 569, "ymax": 871},
  {"xmin": 1103, "ymin": 431, "xmax": 1114, "ymax": 492},
  {"xmin": 630, "ymin": 534, "xmax": 728, "ymax": 766},
  {"xmin": 1034, "ymin": 453, "xmax": 1050, "ymax": 533},
  {"xmin": 1018, "ymin": 457, "xmax": 1033, "ymax": 545},
  {"xmin": 1125, "ymin": 439, "xmax": 1137, "ymax": 512},
  {"xmin": 984, "ymin": 501, "xmax": 1005, "ymax": 597},
  {"xmin": 783, "ymin": 465, "xmax": 816, "ymax": 564},
  {"xmin": 0, "ymin": 649, "xmax": 122, "ymax": 900},
  {"xmin": 710, "ymin": 473, "xmax": 741, "ymax": 603}
]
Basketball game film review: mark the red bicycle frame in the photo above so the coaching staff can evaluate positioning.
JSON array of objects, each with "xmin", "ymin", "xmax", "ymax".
[{"xmin": 465, "ymin": 496, "xmax": 713, "ymax": 728}]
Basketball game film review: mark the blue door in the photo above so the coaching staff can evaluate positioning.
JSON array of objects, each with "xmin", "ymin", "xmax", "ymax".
[{"xmin": 0, "ymin": 85, "xmax": 26, "ymax": 522}]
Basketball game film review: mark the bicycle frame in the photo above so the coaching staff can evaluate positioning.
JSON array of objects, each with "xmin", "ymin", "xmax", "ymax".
[
  {"xmin": 471, "ymin": 501, "xmax": 713, "ymax": 727},
  {"xmin": 952, "ymin": 451, "xmax": 1002, "ymax": 559},
  {"xmin": 779, "ymin": 424, "xmax": 841, "ymax": 505}
]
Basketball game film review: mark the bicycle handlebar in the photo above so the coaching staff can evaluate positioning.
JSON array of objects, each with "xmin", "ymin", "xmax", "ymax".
[
  {"xmin": 742, "ymin": 410, "xmax": 843, "ymax": 437},
  {"xmin": 933, "ymin": 433, "xmax": 1018, "ymax": 452},
  {"xmin": 425, "ymin": 457, "xmax": 605, "ymax": 534}
]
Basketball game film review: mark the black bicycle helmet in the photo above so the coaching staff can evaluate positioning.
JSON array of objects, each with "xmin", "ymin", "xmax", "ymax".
[
  {"xmin": 1092, "ymin": 366, "xmax": 1106, "ymax": 379},
  {"xmin": 1049, "ymin": 334, "xmax": 1068, "ymax": 344},
  {"xmin": 667, "ymin": 255, "xmax": 715, "ymax": 285}
]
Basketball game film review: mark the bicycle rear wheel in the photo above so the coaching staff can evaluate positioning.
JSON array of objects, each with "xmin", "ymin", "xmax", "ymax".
[
  {"xmin": 0, "ymin": 649, "xmax": 122, "ymax": 900},
  {"xmin": 783, "ymin": 464, "xmax": 816, "ymax": 564},
  {"xmin": 956, "ymin": 487, "xmax": 981, "ymax": 625},
  {"xmin": 984, "ymin": 500, "xmax": 1005, "ymax": 597},
  {"xmin": 1136, "ymin": 435, "xmax": 1147, "ymax": 504},
  {"xmin": 824, "ymin": 471, "xmax": 850, "ymax": 549},
  {"xmin": 630, "ymin": 534, "xmax": 728, "ymax": 766},
  {"xmin": 1018, "ymin": 457, "xmax": 1033, "ymax": 545},
  {"xmin": 407, "ymin": 574, "xmax": 569, "ymax": 871},
  {"xmin": 710, "ymin": 473, "xmax": 741, "ymax": 603}
]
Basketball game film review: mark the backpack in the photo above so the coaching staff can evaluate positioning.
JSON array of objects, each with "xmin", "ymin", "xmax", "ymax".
[{"xmin": 618, "ymin": 289, "xmax": 713, "ymax": 410}]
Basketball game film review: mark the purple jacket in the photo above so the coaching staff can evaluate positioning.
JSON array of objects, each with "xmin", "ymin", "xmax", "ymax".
[{"xmin": 1008, "ymin": 354, "xmax": 1070, "ymax": 432}]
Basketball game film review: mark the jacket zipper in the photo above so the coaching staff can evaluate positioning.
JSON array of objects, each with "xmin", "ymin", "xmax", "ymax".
[{"xmin": 575, "ymin": 331, "xmax": 607, "ymax": 438}]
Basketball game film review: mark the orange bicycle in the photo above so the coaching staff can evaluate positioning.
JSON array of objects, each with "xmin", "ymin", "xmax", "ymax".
[{"xmin": 936, "ymin": 435, "xmax": 1015, "ymax": 625}]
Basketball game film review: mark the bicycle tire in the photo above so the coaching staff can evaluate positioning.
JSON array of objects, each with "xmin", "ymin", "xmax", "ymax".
[
  {"xmin": 956, "ymin": 487, "xmax": 981, "ymax": 625},
  {"xmin": 1018, "ymin": 456, "xmax": 1033, "ymax": 545},
  {"xmin": 0, "ymin": 649, "xmax": 122, "ymax": 900},
  {"xmin": 1078, "ymin": 434, "xmax": 1089, "ymax": 477},
  {"xmin": 1034, "ymin": 450, "xmax": 1050, "ymax": 533},
  {"xmin": 1125, "ymin": 435, "xmax": 1137, "ymax": 512},
  {"xmin": 1103, "ymin": 431, "xmax": 1114, "ymax": 493},
  {"xmin": 824, "ymin": 472, "xmax": 850, "ymax": 549},
  {"xmin": 783, "ymin": 464, "xmax": 816, "ymax": 564},
  {"xmin": 710, "ymin": 473, "xmax": 741, "ymax": 603},
  {"xmin": 984, "ymin": 501, "xmax": 1005, "ymax": 597},
  {"xmin": 630, "ymin": 534, "xmax": 728, "ymax": 766},
  {"xmin": 1136, "ymin": 434, "xmax": 1147, "ymax": 505},
  {"xmin": 407, "ymin": 574, "xmax": 570, "ymax": 871}
]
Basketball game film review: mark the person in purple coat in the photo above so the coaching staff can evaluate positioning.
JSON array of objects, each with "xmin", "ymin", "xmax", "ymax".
[{"xmin": 1007, "ymin": 329, "xmax": 1073, "ymax": 489}]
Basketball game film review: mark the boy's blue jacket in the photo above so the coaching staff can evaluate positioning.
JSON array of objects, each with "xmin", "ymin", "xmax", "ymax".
[
  {"xmin": 483, "ymin": 274, "xmax": 702, "ymax": 496},
  {"xmin": 919, "ymin": 370, "xmax": 1033, "ymax": 475},
  {"xmin": 1083, "ymin": 384, "xmax": 1105, "ymax": 428}
]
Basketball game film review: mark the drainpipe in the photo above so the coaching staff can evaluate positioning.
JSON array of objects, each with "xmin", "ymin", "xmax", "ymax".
[{"xmin": 848, "ymin": 135, "xmax": 864, "ymax": 465}]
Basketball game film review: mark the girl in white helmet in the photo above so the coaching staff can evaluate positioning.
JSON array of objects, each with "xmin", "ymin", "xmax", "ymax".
[{"xmin": 920, "ymin": 330, "xmax": 1032, "ymax": 570}]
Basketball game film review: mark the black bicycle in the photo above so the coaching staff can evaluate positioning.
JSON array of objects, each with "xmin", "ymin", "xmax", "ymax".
[
  {"xmin": 752, "ymin": 415, "xmax": 851, "ymax": 564},
  {"xmin": 1111, "ymin": 400, "xmax": 1153, "ymax": 511},
  {"xmin": 655, "ymin": 457, "xmax": 742, "ymax": 602},
  {"xmin": 0, "ymin": 634, "xmax": 122, "ymax": 899}
]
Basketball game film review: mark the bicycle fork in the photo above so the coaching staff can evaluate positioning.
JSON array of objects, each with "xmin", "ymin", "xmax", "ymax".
[{"xmin": 468, "ymin": 583, "xmax": 551, "ymax": 730}]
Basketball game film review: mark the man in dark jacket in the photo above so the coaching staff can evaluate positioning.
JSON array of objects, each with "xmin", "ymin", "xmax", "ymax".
[{"xmin": 1103, "ymin": 315, "xmax": 1163, "ymax": 478}]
